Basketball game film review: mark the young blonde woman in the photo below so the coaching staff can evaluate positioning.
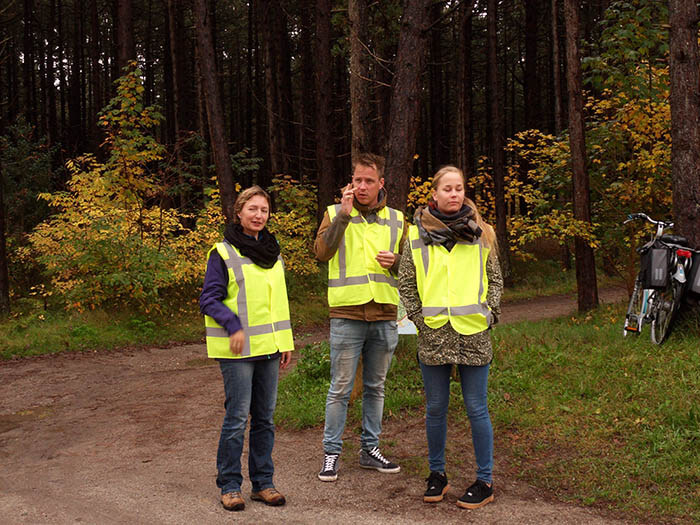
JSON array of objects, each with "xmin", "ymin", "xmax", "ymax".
[
  {"xmin": 398, "ymin": 166, "xmax": 503, "ymax": 509},
  {"xmin": 200, "ymin": 186, "xmax": 293, "ymax": 512}
]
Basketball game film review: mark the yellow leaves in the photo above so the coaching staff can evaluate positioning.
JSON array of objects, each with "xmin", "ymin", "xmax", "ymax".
[{"xmin": 266, "ymin": 177, "xmax": 319, "ymax": 276}]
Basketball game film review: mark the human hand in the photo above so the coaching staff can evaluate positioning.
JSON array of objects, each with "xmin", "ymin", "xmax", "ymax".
[
  {"xmin": 375, "ymin": 250, "xmax": 396, "ymax": 269},
  {"xmin": 340, "ymin": 183, "xmax": 355, "ymax": 216},
  {"xmin": 280, "ymin": 351, "xmax": 292, "ymax": 369},
  {"xmin": 229, "ymin": 330, "xmax": 245, "ymax": 355}
]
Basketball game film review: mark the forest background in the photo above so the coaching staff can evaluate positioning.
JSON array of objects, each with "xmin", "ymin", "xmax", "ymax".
[
  {"xmin": 1, "ymin": 1, "xmax": 700, "ymax": 522},
  {"xmin": 1, "ymin": 0, "xmax": 700, "ymax": 319}
]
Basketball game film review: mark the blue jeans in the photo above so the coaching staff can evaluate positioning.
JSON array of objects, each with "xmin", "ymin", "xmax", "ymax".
[
  {"xmin": 216, "ymin": 357, "xmax": 279, "ymax": 494},
  {"xmin": 323, "ymin": 318, "xmax": 398, "ymax": 454},
  {"xmin": 420, "ymin": 361, "xmax": 493, "ymax": 483}
]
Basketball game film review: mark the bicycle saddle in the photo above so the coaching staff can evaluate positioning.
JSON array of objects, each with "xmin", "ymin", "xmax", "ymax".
[{"xmin": 659, "ymin": 234, "xmax": 689, "ymax": 246}]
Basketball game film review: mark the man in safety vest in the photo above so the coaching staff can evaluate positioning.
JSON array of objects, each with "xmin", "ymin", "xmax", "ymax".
[{"xmin": 314, "ymin": 153, "xmax": 408, "ymax": 482}]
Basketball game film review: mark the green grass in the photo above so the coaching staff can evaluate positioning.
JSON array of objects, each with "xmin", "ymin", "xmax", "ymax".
[
  {"xmin": 0, "ymin": 285, "xmax": 328, "ymax": 360},
  {"xmin": 0, "ymin": 302, "xmax": 204, "ymax": 359},
  {"xmin": 503, "ymin": 258, "xmax": 622, "ymax": 302},
  {"xmin": 489, "ymin": 305, "xmax": 700, "ymax": 522}
]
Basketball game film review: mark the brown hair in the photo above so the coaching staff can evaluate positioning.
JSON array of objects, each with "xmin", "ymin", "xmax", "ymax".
[
  {"xmin": 233, "ymin": 185, "xmax": 271, "ymax": 224},
  {"xmin": 431, "ymin": 165, "xmax": 498, "ymax": 251},
  {"xmin": 352, "ymin": 153, "xmax": 385, "ymax": 179}
]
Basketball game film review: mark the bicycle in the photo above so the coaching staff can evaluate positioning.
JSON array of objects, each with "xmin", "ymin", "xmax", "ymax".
[{"xmin": 623, "ymin": 213, "xmax": 697, "ymax": 344}]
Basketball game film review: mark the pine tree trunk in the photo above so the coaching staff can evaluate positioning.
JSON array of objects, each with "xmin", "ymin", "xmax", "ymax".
[
  {"xmin": 23, "ymin": 0, "xmax": 36, "ymax": 126},
  {"xmin": 384, "ymin": 0, "xmax": 432, "ymax": 211},
  {"xmin": 315, "ymin": 0, "xmax": 335, "ymax": 222},
  {"xmin": 458, "ymin": 0, "xmax": 476, "ymax": 189},
  {"xmin": 115, "ymin": 0, "xmax": 136, "ymax": 73},
  {"xmin": 89, "ymin": 0, "xmax": 102, "ymax": 149},
  {"xmin": 58, "ymin": 0, "xmax": 67, "ymax": 146},
  {"xmin": 669, "ymin": 0, "xmax": 700, "ymax": 248},
  {"xmin": 564, "ymin": 0, "xmax": 598, "ymax": 311},
  {"xmin": 299, "ymin": 0, "xmax": 316, "ymax": 183},
  {"xmin": 193, "ymin": 0, "xmax": 236, "ymax": 222},
  {"xmin": 46, "ymin": 0, "xmax": 58, "ymax": 146},
  {"xmin": 259, "ymin": 2, "xmax": 287, "ymax": 180},
  {"xmin": 524, "ymin": 0, "xmax": 540, "ymax": 130},
  {"xmin": 487, "ymin": 0, "xmax": 512, "ymax": 282},
  {"xmin": 162, "ymin": 9, "xmax": 176, "ymax": 146},
  {"xmin": 349, "ymin": 0, "xmax": 370, "ymax": 159},
  {"xmin": 167, "ymin": 0, "xmax": 189, "ymax": 207},
  {"xmin": 551, "ymin": 0, "xmax": 563, "ymax": 133},
  {"xmin": 428, "ymin": 1, "xmax": 448, "ymax": 170},
  {"xmin": 68, "ymin": 2, "xmax": 83, "ymax": 155},
  {"xmin": 246, "ymin": 1, "xmax": 254, "ymax": 150},
  {"xmin": 0, "ymin": 167, "xmax": 10, "ymax": 316}
]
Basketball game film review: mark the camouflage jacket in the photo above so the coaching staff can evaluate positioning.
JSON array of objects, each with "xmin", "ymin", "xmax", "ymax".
[{"xmin": 397, "ymin": 238, "xmax": 503, "ymax": 366}]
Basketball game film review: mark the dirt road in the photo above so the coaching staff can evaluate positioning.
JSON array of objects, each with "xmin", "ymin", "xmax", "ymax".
[{"xmin": 0, "ymin": 288, "xmax": 634, "ymax": 524}]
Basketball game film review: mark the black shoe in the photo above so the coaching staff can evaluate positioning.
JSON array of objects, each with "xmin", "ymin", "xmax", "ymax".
[
  {"xmin": 423, "ymin": 471, "xmax": 449, "ymax": 503},
  {"xmin": 359, "ymin": 446, "xmax": 401, "ymax": 473},
  {"xmin": 318, "ymin": 453, "xmax": 340, "ymax": 482},
  {"xmin": 456, "ymin": 479, "xmax": 494, "ymax": 509}
]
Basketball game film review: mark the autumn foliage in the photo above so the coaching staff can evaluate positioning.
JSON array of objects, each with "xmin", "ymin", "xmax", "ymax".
[{"xmin": 25, "ymin": 65, "xmax": 318, "ymax": 312}]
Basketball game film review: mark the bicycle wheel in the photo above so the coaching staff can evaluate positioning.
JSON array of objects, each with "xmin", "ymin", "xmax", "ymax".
[
  {"xmin": 650, "ymin": 281, "xmax": 681, "ymax": 344},
  {"xmin": 623, "ymin": 278, "xmax": 645, "ymax": 336}
]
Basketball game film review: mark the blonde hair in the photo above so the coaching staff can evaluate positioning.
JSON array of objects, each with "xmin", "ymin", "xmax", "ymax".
[
  {"xmin": 233, "ymin": 185, "xmax": 271, "ymax": 224},
  {"xmin": 431, "ymin": 165, "xmax": 498, "ymax": 250}
]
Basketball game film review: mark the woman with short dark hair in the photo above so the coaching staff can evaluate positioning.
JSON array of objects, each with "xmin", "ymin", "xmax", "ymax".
[{"xmin": 200, "ymin": 185, "xmax": 293, "ymax": 512}]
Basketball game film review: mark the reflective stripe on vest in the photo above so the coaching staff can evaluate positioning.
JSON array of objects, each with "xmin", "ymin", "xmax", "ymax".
[
  {"xmin": 409, "ymin": 226, "xmax": 491, "ymax": 335},
  {"xmin": 204, "ymin": 241, "xmax": 294, "ymax": 359},
  {"xmin": 327, "ymin": 204, "xmax": 404, "ymax": 307}
]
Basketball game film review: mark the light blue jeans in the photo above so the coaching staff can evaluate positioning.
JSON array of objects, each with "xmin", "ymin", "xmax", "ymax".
[
  {"xmin": 420, "ymin": 361, "xmax": 493, "ymax": 483},
  {"xmin": 323, "ymin": 318, "xmax": 398, "ymax": 455},
  {"xmin": 216, "ymin": 357, "xmax": 279, "ymax": 494}
]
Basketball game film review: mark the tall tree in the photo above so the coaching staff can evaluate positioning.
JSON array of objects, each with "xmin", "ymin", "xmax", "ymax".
[
  {"xmin": 115, "ymin": 0, "xmax": 136, "ymax": 72},
  {"xmin": 45, "ymin": 0, "xmax": 58, "ymax": 145},
  {"xmin": 23, "ymin": 0, "xmax": 36, "ymax": 126},
  {"xmin": 524, "ymin": 0, "xmax": 540, "ymax": 130},
  {"xmin": 348, "ymin": 0, "xmax": 370, "ymax": 159},
  {"xmin": 551, "ymin": 0, "xmax": 564, "ymax": 133},
  {"xmin": 299, "ymin": 0, "xmax": 316, "ymax": 182},
  {"xmin": 669, "ymin": 0, "xmax": 700, "ymax": 248},
  {"xmin": 68, "ymin": 0, "xmax": 83, "ymax": 155},
  {"xmin": 193, "ymin": 0, "xmax": 236, "ymax": 222},
  {"xmin": 564, "ymin": 0, "xmax": 598, "ymax": 311},
  {"xmin": 0, "ymin": 166, "xmax": 9, "ymax": 315},
  {"xmin": 88, "ymin": 0, "xmax": 102, "ymax": 149},
  {"xmin": 428, "ymin": 1, "xmax": 449, "ymax": 170},
  {"xmin": 458, "ymin": 0, "xmax": 477, "ymax": 185},
  {"xmin": 487, "ymin": 0, "xmax": 511, "ymax": 281},
  {"xmin": 384, "ymin": 0, "xmax": 432, "ymax": 210},
  {"xmin": 315, "ymin": 0, "xmax": 335, "ymax": 221},
  {"xmin": 259, "ymin": 1, "xmax": 295, "ymax": 181}
]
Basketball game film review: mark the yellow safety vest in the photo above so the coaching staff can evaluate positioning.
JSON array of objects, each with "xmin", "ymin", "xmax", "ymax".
[
  {"xmin": 204, "ymin": 241, "xmax": 294, "ymax": 359},
  {"xmin": 408, "ymin": 225, "xmax": 492, "ymax": 335},
  {"xmin": 327, "ymin": 204, "xmax": 404, "ymax": 307}
]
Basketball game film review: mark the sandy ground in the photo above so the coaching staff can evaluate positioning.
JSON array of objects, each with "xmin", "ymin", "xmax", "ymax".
[{"xmin": 0, "ymin": 287, "xmax": 639, "ymax": 525}]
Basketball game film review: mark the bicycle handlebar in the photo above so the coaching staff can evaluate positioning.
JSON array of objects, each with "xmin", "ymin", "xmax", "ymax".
[{"xmin": 624, "ymin": 212, "xmax": 673, "ymax": 229}]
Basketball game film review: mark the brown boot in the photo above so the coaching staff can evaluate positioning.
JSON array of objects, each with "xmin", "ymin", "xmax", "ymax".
[
  {"xmin": 250, "ymin": 487, "xmax": 286, "ymax": 506},
  {"xmin": 221, "ymin": 492, "xmax": 245, "ymax": 511}
]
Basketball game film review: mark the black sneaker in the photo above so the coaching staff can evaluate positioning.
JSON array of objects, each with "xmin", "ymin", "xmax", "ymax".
[
  {"xmin": 424, "ymin": 471, "xmax": 450, "ymax": 503},
  {"xmin": 359, "ymin": 446, "xmax": 401, "ymax": 473},
  {"xmin": 456, "ymin": 479, "xmax": 494, "ymax": 509},
  {"xmin": 318, "ymin": 453, "xmax": 340, "ymax": 482}
]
